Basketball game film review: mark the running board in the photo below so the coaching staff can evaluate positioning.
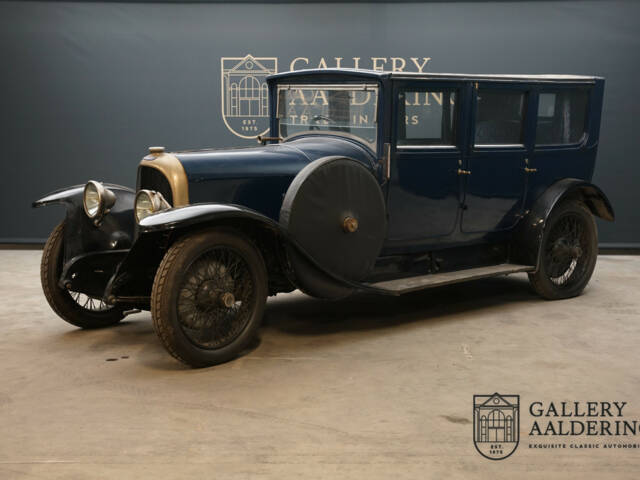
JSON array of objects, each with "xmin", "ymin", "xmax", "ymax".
[{"xmin": 367, "ymin": 263, "xmax": 535, "ymax": 295}]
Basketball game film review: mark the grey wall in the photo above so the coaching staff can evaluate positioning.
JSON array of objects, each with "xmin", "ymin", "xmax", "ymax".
[{"xmin": 1, "ymin": 0, "xmax": 639, "ymax": 246}]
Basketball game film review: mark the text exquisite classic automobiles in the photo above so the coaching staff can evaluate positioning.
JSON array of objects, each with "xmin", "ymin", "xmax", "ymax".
[{"xmin": 34, "ymin": 68, "xmax": 614, "ymax": 367}]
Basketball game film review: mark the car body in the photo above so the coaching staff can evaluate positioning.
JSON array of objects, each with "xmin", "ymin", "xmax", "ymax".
[{"xmin": 34, "ymin": 68, "xmax": 614, "ymax": 367}]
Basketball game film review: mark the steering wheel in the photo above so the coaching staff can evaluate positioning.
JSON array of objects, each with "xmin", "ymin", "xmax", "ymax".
[{"xmin": 309, "ymin": 115, "xmax": 334, "ymax": 130}]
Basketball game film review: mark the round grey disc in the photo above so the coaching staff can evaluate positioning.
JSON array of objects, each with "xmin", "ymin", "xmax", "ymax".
[{"xmin": 280, "ymin": 156, "xmax": 387, "ymax": 283}]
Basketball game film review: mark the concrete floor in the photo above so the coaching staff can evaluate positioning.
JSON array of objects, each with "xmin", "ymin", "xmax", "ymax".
[{"xmin": 1, "ymin": 251, "xmax": 639, "ymax": 479}]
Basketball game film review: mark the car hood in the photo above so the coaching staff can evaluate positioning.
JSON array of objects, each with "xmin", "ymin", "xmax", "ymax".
[
  {"xmin": 172, "ymin": 135, "xmax": 377, "ymax": 221},
  {"xmin": 174, "ymin": 136, "xmax": 376, "ymax": 182}
]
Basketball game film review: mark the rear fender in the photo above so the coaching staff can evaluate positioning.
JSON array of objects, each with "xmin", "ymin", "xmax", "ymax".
[{"xmin": 511, "ymin": 178, "xmax": 614, "ymax": 270}]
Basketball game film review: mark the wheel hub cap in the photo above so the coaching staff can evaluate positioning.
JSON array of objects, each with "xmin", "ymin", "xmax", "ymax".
[
  {"xmin": 219, "ymin": 292, "xmax": 236, "ymax": 308},
  {"xmin": 177, "ymin": 248, "xmax": 255, "ymax": 349}
]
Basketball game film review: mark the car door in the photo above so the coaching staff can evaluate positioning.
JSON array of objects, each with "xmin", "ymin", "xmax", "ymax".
[
  {"xmin": 385, "ymin": 80, "xmax": 469, "ymax": 250},
  {"xmin": 461, "ymin": 83, "xmax": 533, "ymax": 233}
]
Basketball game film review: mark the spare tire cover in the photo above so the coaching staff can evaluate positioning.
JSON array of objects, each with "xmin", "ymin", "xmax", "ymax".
[{"xmin": 280, "ymin": 156, "xmax": 387, "ymax": 283}]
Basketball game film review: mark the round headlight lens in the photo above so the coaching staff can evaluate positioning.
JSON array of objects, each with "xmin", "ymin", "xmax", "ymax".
[
  {"xmin": 135, "ymin": 190, "xmax": 155, "ymax": 223},
  {"xmin": 135, "ymin": 189, "xmax": 171, "ymax": 223},
  {"xmin": 83, "ymin": 181, "xmax": 102, "ymax": 218}
]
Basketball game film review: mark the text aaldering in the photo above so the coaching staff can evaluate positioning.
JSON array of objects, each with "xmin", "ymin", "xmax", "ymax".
[{"xmin": 528, "ymin": 402, "xmax": 639, "ymax": 436}]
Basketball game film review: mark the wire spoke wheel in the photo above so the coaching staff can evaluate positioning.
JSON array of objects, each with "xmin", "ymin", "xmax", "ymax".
[
  {"xmin": 543, "ymin": 212, "xmax": 590, "ymax": 288},
  {"xmin": 60, "ymin": 237, "xmax": 113, "ymax": 313},
  {"xmin": 40, "ymin": 221, "xmax": 124, "ymax": 329},
  {"xmin": 151, "ymin": 229, "xmax": 268, "ymax": 367},
  {"xmin": 177, "ymin": 248, "xmax": 255, "ymax": 349},
  {"xmin": 529, "ymin": 202, "xmax": 598, "ymax": 300},
  {"xmin": 68, "ymin": 291, "xmax": 112, "ymax": 312}
]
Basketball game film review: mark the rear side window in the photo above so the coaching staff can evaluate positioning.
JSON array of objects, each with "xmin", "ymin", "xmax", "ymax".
[
  {"xmin": 397, "ymin": 89, "xmax": 457, "ymax": 146},
  {"xmin": 474, "ymin": 90, "xmax": 526, "ymax": 145},
  {"xmin": 536, "ymin": 89, "xmax": 589, "ymax": 145}
]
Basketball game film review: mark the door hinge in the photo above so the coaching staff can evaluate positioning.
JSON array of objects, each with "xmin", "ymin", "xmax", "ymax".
[{"xmin": 457, "ymin": 168, "xmax": 472, "ymax": 176}]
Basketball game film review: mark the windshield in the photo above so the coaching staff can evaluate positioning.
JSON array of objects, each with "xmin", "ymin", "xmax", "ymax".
[{"xmin": 277, "ymin": 84, "xmax": 379, "ymax": 150}]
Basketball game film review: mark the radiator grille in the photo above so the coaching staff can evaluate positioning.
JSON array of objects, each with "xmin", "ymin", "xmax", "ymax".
[{"xmin": 137, "ymin": 166, "xmax": 173, "ymax": 205}]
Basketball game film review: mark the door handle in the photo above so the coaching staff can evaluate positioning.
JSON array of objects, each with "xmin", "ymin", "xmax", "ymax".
[
  {"xmin": 457, "ymin": 169, "xmax": 472, "ymax": 176},
  {"xmin": 523, "ymin": 157, "xmax": 537, "ymax": 174}
]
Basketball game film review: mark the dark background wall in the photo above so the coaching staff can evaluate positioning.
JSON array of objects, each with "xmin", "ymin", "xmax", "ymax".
[{"xmin": 1, "ymin": 0, "xmax": 638, "ymax": 246}]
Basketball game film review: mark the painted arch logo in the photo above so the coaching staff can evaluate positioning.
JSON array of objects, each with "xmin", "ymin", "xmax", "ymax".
[
  {"xmin": 473, "ymin": 393, "xmax": 520, "ymax": 460},
  {"xmin": 221, "ymin": 54, "xmax": 277, "ymax": 139}
]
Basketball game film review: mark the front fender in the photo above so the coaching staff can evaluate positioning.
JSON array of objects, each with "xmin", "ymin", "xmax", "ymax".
[
  {"xmin": 33, "ymin": 183, "xmax": 136, "ymax": 295},
  {"xmin": 137, "ymin": 203, "xmax": 281, "ymax": 234},
  {"xmin": 33, "ymin": 183, "xmax": 136, "ymax": 260},
  {"xmin": 32, "ymin": 184, "xmax": 86, "ymax": 209},
  {"xmin": 105, "ymin": 203, "xmax": 381, "ymax": 303},
  {"xmin": 512, "ymin": 178, "xmax": 615, "ymax": 269}
]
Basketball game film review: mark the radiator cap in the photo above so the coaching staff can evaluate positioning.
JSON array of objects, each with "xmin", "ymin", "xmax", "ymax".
[{"xmin": 148, "ymin": 146, "xmax": 165, "ymax": 154}]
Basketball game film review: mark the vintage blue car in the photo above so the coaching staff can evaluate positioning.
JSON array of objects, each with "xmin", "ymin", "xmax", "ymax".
[{"xmin": 34, "ymin": 68, "xmax": 614, "ymax": 367}]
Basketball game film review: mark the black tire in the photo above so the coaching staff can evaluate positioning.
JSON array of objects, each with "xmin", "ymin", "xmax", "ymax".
[
  {"xmin": 528, "ymin": 201, "xmax": 598, "ymax": 300},
  {"xmin": 41, "ymin": 221, "xmax": 125, "ymax": 328},
  {"xmin": 151, "ymin": 228, "xmax": 268, "ymax": 368}
]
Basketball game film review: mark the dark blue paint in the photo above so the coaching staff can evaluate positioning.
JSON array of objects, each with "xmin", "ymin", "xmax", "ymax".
[
  {"xmin": 32, "ymin": 69, "xmax": 613, "ymax": 302},
  {"xmin": 461, "ymin": 82, "xmax": 533, "ymax": 234},
  {"xmin": 177, "ymin": 136, "xmax": 375, "ymax": 221},
  {"xmin": 385, "ymin": 80, "xmax": 469, "ymax": 251},
  {"xmin": 523, "ymin": 82, "xmax": 604, "ymax": 213},
  {"xmin": 462, "ymin": 145, "xmax": 528, "ymax": 233},
  {"xmin": 387, "ymin": 150, "xmax": 461, "ymax": 241},
  {"xmin": 172, "ymin": 69, "xmax": 608, "ymax": 256}
]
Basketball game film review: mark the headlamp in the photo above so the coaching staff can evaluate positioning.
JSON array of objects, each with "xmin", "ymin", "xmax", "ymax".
[
  {"xmin": 135, "ymin": 189, "xmax": 171, "ymax": 223},
  {"xmin": 83, "ymin": 180, "xmax": 116, "ymax": 223}
]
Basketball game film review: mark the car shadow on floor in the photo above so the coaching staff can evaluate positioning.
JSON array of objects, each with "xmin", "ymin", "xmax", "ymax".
[
  {"xmin": 55, "ymin": 274, "xmax": 537, "ymax": 371},
  {"xmin": 263, "ymin": 274, "xmax": 536, "ymax": 336}
]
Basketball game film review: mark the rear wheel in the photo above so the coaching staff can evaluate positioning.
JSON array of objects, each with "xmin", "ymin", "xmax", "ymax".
[
  {"xmin": 40, "ymin": 221, "xmax": 125, "ymax": 328},
  {"xmin": 151, "ymin": 229, "xmax": 268, "ymax": 367},
  {"xmin": 528, "ymin": 202, "xmax": 598, "ymax": 300}
]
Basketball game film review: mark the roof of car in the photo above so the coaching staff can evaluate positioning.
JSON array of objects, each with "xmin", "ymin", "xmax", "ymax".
[{"xmin": 268, "ymin": 68, "xmax": 602, "ymax": 83}]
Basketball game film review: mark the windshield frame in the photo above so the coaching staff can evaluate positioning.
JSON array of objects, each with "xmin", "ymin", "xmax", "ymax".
[{"xmin": 275, "ymin": 82, "xmax": 381, "ymax": 152}]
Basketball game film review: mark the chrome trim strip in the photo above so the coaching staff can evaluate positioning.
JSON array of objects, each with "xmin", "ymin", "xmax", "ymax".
[
  {"xmin": 473, "ymin": 144, "xmax": 525, "ymax": 148},
  {"xmin": 277, "ymin": 83, "xmax": 379, "ymax": 91},
  {"xmin": 396, "ymin": 145, "xmax": 459, "ymax": 150}
]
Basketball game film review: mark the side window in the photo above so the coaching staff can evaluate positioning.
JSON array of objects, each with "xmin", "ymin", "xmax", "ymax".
[
  {"xmin": 536, "ymin": 89, "xmax": 589, "ymax": 145},
  {"xmin": 474, "ymin": 90, "xmax": 526, "ymax": 145},
  {"xmin": 397, "ymin": 89, "xmax": 457, "ymax": 146}
]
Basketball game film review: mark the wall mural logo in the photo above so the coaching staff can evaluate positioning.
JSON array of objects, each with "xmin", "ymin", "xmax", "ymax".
[
  {"xmin": 473, "ymin": 393, "xmax": 520, "ymax": 460},
  {"xmin": 220, "ymin": 54, "xmax": 432, "ymax": 139},
  {"xmin": 221, "ymin": 54, "xmax": 278, "ymax": 139}
]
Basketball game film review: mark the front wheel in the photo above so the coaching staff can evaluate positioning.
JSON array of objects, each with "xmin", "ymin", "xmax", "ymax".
[
  {"xmin": 151, "ymin": 229, "xmax": 268, "ymax": 367},
  {"xmin": 528, "ymin": 201, "xmax": 598, "ymax": 300},
  {"xmin": 41, "ymin": 221, "xmax": 125, "ymax": 328}
]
